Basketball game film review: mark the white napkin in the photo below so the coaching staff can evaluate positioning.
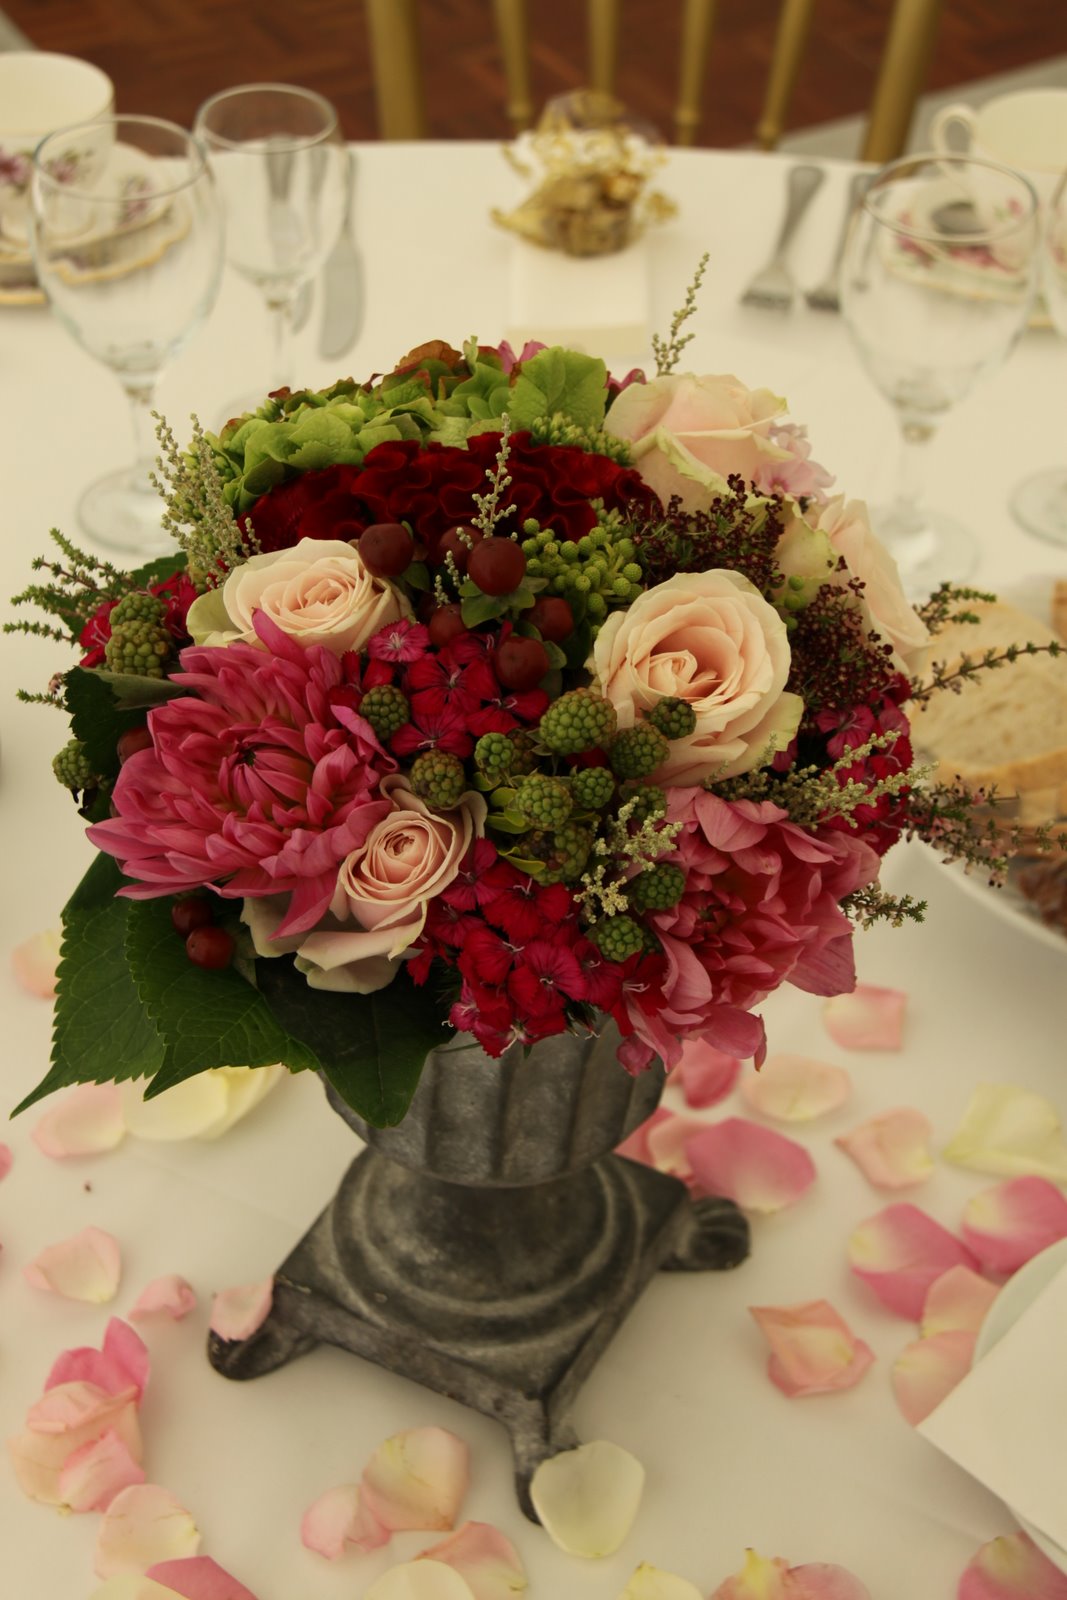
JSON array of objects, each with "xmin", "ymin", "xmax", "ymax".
[
  {"xmin": 918, "ymin": 1259, "xmax": 1067, "ymax": 1555},
  {"xmin": 505, "ymin": 235, "xmax": 650, "ymax": 358}
]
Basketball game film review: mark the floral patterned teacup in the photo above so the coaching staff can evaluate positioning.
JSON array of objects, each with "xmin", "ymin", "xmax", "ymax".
[{"xmin": 0, "ymin": 52, "xmax": 114, "ymax": 250}]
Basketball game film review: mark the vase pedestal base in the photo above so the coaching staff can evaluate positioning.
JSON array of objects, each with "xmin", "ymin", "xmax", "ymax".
[{"xmin": 208, "ymin": 1143, "xmax": 748, "ymax": 1518}]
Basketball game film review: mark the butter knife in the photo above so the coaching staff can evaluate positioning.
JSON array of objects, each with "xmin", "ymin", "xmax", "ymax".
[{"xmin": 319, "ymin": 148, "xmax": 363, "ymax": 362}]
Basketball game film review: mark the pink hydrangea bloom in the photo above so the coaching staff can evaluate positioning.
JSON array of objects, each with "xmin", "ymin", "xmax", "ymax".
[{"xmin": 88, "ymin": 613, "xmax": 395, "ymax": 937}]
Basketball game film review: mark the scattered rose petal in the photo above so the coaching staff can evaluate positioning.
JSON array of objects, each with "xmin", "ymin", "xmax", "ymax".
[
  {"xmin": 418, "ymin": 1521, "xmax": 527, "ymax": 1598},
  {"xmin": 9, "ymin": 1381, "xmax": 142, "ymax": 1505},
  {"xmin": 921, "ymin": 1266, "xmax": 1001, "ymax": 1339},
  {"xmin": 120, "ymin": 1074, "xmax": 230, "ymax": 1141},
  {"xmin": 710, "ymin": 1549, "xmax": 872, "ymax": 1598},
  {"xmin": 834, "ymin": 1108, "xmax": 934, "ymax": 1190},
  {"xmin": 958, "ymin": 1530, "xmax": 1067, "ymax": 1599},
  {"xmin": 94, "ymin": 1484, "xmax": 201, "ymax": 1578},
  {"xmin": 684, "ymin": 1118, "xmax": 816, "ymax": 1213},
  {"xmin": 645, "ymin": 1113, "xmax": 706, "ymax": 1183},
  {"xmin": 12, "ymin": 926, "xmax": 61, "ymax": 997},
  {"xmin": 960, "ymin": 1177, "xmax": 1067, "ymax": 1274},
  {"xmin": 146, "ymin": 1556, "xmax": 261, "ymax": 1600},
  {"xmin": 822, "ymin": 985, "xmax": 906, "ymax": 1051},
  {"xmin": 361, "ymin": 1427, "xmax": 469, "ymax": 1533},
  {"xmin": 530, "ymin": 1440, "xmax": 644, "ymax": 1558},
  {"xmin": 129, "ymin": 1275, "xmax": 198, "ymax": 1322},
  {"xmin": 619, "ymin": 1561, "xmax": 706, "ymax": 1599},
  {"xmin": 301, "ymin": 1482, "xmax": 388, "ymax": 1558},
  {"xmin": 58, "ymin": 1427, "xmax": 146, "ymax": 1511},
  {"xmin": 46, "ymin": 1317, "xmax": 149, "ymax": 1400},
  {"xmin": 616, "ymin": 1107, "xmax": 676, "ymax": 1168},
  {"xmin": 24, "ymin": 1225, "xmax": 122, "ymax": 1303},
  {"xmin": 33, "ymin": 1083, "xmax": 127, "ymax": 1159},
  {"xmin": 0, "ymin": 1142, "xmax": 11, "ymax": 1180},
  {"xmin": 740, "ymin": 1053, "xmax": 851, "ymax": 1123},
  {"xmin": 749, "ymin": 1300, "xmax": 875, "ymax": 1397},
  {"xmin": 209, "ymin": 1279, "xmax": 273, "ymax": 1342},
  {"xmin": 848, "ymin": 1204, "xmax": 978, "ymax": 1319},
  {"xmin": 364, "ymin": 1561, "xmax": 478, "ymax": 1599},
  {"xmin": 675, "ymin": 1039, "xmax": 741, "ymax": 1108},
  {"xmin": 195, "ymin": 1064, "xmax": 284, "ymax": 1139},
  {"xmin": 891, "ymin": 1329, "xmax": 976, "ymax": 1425},
  {"xmin": 943, "ymin": 1085, "xmax": 1067, "ymax": 1184},
  {"xmin": 89, "ymin": 1579, "xmax": 182, "ymax": 1599}
]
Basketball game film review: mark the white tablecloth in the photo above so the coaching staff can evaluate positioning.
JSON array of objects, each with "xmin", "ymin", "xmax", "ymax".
[{"xmin": 1, "ymin": 144, "xmax": 1065, "ymax": 1599}]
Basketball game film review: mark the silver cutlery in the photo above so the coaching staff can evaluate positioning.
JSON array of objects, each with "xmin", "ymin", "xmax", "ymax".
[
  {"xmin": 740, "ymin": 162, "xmax": 826, "ymax": 311},
  {"xmin": 319, "ymin": 148, "xmax": 363, "ymax": 362},
  {"xmin": 805, "ymin": 169, "xmax": 872, "ymax": 313}
]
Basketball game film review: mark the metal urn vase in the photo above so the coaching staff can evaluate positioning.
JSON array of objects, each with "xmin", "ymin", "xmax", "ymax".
[{"xmin": 208, "ymin": 1021, "xmax": 749, "ymax": 1517}]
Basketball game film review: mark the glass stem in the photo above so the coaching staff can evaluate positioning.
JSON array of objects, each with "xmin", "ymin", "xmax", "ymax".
[
  {"xmin": 266, "ymin": 292, "xmax": 295, "ymax": 392},
  {"xmin": 887, "ymin": 417, "xmax": 935, "ymax": 533},
  {"xmin": 122, "ymin": 377, "xmax": 162, "ymax": 496}
]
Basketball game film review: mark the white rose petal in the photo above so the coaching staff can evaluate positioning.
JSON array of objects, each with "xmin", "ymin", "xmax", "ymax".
[{"xmin": 530, "ymin": 1440, "xmax": 645, "ymax": 1558}]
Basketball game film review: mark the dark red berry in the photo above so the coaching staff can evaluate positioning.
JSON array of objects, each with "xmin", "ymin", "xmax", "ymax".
[
  {"xmin": 494, "ymin": 635, "xmax": 549, "ymax": 691},
  {"xmin": 529, "ymin": 596, "xmax": 574, "ymax": 644},
  {"xmin": 171, "ymin": 896, "xmax": 214, "ymax": 937},
  {"xmin": 359, "ymin": 522, "xmax": 414, "ymax": 578},
  {"xmin": 467, "ymin": 537, "xmax": 526, "ymax": 597},
  {"xmin": 437, "ymin": 524, "xmax": 482, "ymax": 574},
  {"xmin": 428, "ymin": 603, "xmax": 468, "ymax": 647},
  {"xmin": 185, "ymin": 925, "xmax": 234, "ymax": 970},
  {"xmin": 117, "ymin": 726, "xmax": 153, "ymax": 763}
]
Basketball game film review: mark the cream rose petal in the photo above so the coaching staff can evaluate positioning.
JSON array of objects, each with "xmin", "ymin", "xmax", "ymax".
[
  {"xmin": 529, "ymin": 1440, "xmax": 644, "ymax": 1558},
  {"xmin": 195, "ymin": 1065, "xmax": 284, "ymax": 1139},
  {"xmin": 822, "ymin": 986, "xmax": 906, "ymax": 1051},
  {"xmin": 834, "ymin": 1108, "xmax": 934, "ymax": 1190},
  {"xmin": 120, "ymin": 1074, "xmax": 230, "ymax": 1141},
  {"xmin": 89, "ymin": 1579, "xmax": 184, "ymax": 1600},
  {"xmin": 33, "ymin": 1083, "xmax": 127, "ymax": 1159},
  {"xmin": 675, "ymin": 1038, "xmax": 741, "ymax": 1108},
  {"xmin": 921, "ymin": 1265, "xmax": 1001, "ymax": 1338},
  {"xmin": 618, "ymin": 1563, "xmax": 704, "ymax": 1600},
  {"xmin": 12, "ymin": 925, "xmax": 62, "ymax": 997},
  {"xmin": 129, "ymin": 1275, "xmax": 198, "ymax": 1322},
  {"xmin": 365, "ymin": 1561, "xmax": 478, "ymax": 1600},
  {"xmin": 58, "ymin": 1427, "xmax": 146, "ymax": 1512},
  {"xmin": 848, "ymin": 1203, "xmax": 979, "ymax": 1319},
  {"xmin": 740, "ymin": 1054, "xmax": 851, "ymax": 1123},
  {"xmin": 417, "ymin": 1521, "xmax": 527, "ymax": 1599},
  {"xmin": 891, "ymin": 1329, "xmax": 975, "ymax": 1425},
  {"xmin": 944, "ymin": 1086, "xmax": 1067, "ymax": 1183},
  {"xmin": 749, "ymin": 1300, "xmax": 874, "ymax": 1397},
  {"xmin": 684, "ymin": 1117, "xmax": 816, "ymax": 1213},
  {"xmin": 9, "ymin": 1382, "xmax": 142, "ymax": 1505},
  {"xmin": 960, "ymin": 1176, "xmax": 1067, "ymax": 1274},
  {"xmin": 710, "ymin": 1549, "xmax": 872, "ymax": 1599},
  {"xmin": 958, "ymin": 1532, "xmax": 1067, "ymax": 1599},
  {"xmin": 94, "ymin": 1484, "xmax": 201, "ymax": 1578},
  {"xmin": 361, "ymin": 1427, "xmax": 469, "ymax": 1533},
  {"xmin": 301, "ymin": 1482, "xmax": 389, "ymax": 1558},
  {"xmin": 209, "ymin": 1279, "xmax": 273, "ymax": 1342},
  {"xmin": 645, "ymin": 1112, "xmax": 707, "ymax": 1183},
  {"xmin": 146, "ymin": 1555, "xmax": 261, "ymax": 1599},
  {"xmin": 25, "ymin": 1225, "xmax": 122, "ymax": 1302}
]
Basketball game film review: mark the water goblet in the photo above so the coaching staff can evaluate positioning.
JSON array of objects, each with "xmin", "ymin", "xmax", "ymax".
[
  {"xmin": 840, "ymin": 153, "xmax": 1040, "ymax": 597},
  {"xmin": 31, "ymin": 114, "xmax": 224, "ymax": 555},
  {"xmin": 1010, "ymin": 166, "xmax": 1067, "ymax": 545},
  {"xmin": 194, "ymin": 83, "xmax": 347, "ymax": 409}
]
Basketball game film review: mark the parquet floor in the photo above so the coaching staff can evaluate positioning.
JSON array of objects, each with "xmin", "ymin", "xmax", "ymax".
[{"xmin": 5, "ymin": 0, "xmax": 1067, "ymax": 148}]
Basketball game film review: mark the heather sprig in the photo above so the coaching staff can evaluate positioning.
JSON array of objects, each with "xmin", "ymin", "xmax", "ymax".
[
  {"xmin": 629, "ymin": 477, "xmax": 786, "ymax": 594},
  {"xmin": 5, "ymin": 530, "xmax": 128, "ymax": 645},
  {"xmin": 152, "ymin": 412, "xmax": 251, "ymax": 584},
  {"xmin": 842, "ymin": 884, "xmax": 927, "ymax": 928},
  {"xmin": 714, "ymin": 731, "xmax": 916, "ymax": 831},
  {"xmin": 909, "ymin": 638, "xmax": 1064, "ymax": 706},
  {"xmin": 915, "ymin": 582, "xmax": 997, "ymax": 634}
]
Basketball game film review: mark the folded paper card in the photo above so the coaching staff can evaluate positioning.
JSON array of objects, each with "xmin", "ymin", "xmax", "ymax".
[{"xmin": 505, "ymin": 235, "xmax": 650, "ymax": 357}]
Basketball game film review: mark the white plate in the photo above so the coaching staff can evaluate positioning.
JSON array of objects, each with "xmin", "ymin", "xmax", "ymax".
[
  {"xmin": 935, "ymin": 851, "xmax": 1066, "ymax": 956},
  {"xmin": 974, "ymin": 1236, "xmax": 1067, "ymax": 1572}
]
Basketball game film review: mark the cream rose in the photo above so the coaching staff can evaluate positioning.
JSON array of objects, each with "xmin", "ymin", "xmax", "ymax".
[
  {"xmin": 813, "ymin": 496, "xmax": 930, "ymax": 673},
  {"xmin": 244, "ymin": 775, "xmax": 486, "ymax": 993},
  {"xmin": 589, "ymin": 570, "xmax": 803, "ymax": 784},
  {"xmin": 185, "ymin": 536, "xmax": 411, "ymax": 654}
]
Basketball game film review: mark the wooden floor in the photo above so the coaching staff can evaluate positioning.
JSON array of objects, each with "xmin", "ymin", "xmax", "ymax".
[{"xmin": 6, "ymin": 0, "xmax": 1067, "ymax": 148}]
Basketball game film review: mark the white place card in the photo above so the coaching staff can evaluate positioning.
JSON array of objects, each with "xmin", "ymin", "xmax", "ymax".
[{"xmin": 506, "ymin": 234, "xmax": 650, "ymax": 357}]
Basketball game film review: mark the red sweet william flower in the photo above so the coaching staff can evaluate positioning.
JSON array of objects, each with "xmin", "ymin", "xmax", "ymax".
[{"xmin": 507, "ymin": 939, "xmax": 588, "ymax": 1018}]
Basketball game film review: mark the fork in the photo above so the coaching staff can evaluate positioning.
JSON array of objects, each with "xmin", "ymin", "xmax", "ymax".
[
  {"xmin": 740, "ymin": 163, "xmax": 826, "ymax": 311},
  {"xmin": 804, "ymin": 170, "xmax": 872, "ymax": 312}
]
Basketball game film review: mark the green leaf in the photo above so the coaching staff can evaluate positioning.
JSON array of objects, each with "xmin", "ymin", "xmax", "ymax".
[
  {"xmin": 127, "ymin": 553, "xmax": 188, "ymax": 588},
  {"xmin": 254, "ymin": 958, "xmax": 445, "ymax": 1127},
  {"xmin": 13, "ymin": 854, "xmax": 165, "ymax": 1115},
  {"xmin": 64, "ymin": 667, "xmax": 179, "ymax": 782},
  {"xmin": 506, "ymin": 348, "xmax": 608, "ymax": 432},
  {"xmin": 123, "ymin": 901, "xmax": 319, "ymax": 1096},
  {"xmin": 460, "ymin": 591, "xmax": 507, "ymax": 628}
]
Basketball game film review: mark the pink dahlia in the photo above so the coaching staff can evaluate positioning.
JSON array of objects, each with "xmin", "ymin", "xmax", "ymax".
[{"xmin": 88, "ymin": 613, "xmax": 395, "ymax": 937}]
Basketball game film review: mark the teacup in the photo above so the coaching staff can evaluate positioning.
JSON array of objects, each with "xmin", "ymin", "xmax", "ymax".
[
  {"xmin": 930, "ymin": 89, "xmax": 1067, "ymax": 207},
  {"xmin": 0, "ymin": 52, "xmax": 114, "ymax": 249}
]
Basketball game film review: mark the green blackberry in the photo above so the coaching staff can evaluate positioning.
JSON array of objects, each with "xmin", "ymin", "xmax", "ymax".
[
  {"xmin": 646, "ymin": 696, "xmax": 697, "ymax": 740},
  {"xmin": 609, "ymin": 724, "xmax": 670, "ymax": 780},
  {"xmin": 52, "ymin": 739, "xmax": 93, "ymax": 793},
  {"xmin": 475, "ymin": 731, "xmax": 514, "ymax": 780},
  {"xmin": 513, "ymin": 775, "xmax": 573, "ymax": 830},
  {"xmin": 539, "ymin": 688, "xmax": 617, "ymax": 755},
  {"xmin": 360, "ymin": 684, "xmax": 409, "ymax": 741},
  {"xmin": 571, "ymin": 766, "xmax": 615, "ymax": 812},
  {"xmin": 627, "ymin": 862, "xmax": 686, "ymax": 913},
  {"xmin": 588, "ymin": 915, "xmax": 644, "ymax": 961},
  {"xmin": 410, "ymin": 750, "xmax": 467, "ymax": 810},
  {"xmin": 104, "ymin": 618, "xmax": 174, "ymax": 679},
  {"xmin": 553, "ymin": 821, "xmax": 594, "ymax": 881},
  {"xmin": 620, "ymin": 784, "xmax": 668, "ymax": 823}
]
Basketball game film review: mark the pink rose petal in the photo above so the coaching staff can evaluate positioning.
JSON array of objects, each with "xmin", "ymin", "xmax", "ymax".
[
  {"xmin": 616, "ymin": 1107, "xmax": 676, "ymax": 1168},
  {"xmin": 301, "ymin": 1482, "xmax": 389, "ymax": 1557},
  {"xmin": 710, "ymin": 1548, "xmax": 872, "ymax": 1598},
  {"xmin": 944, "ymin": 1085, "xmax": 1067, "ymax": 1184},
  {"xmin": 749, "ymin": 1300, "xmax": 875, "ymax": 1397},
  {"xmin": 46, "ymin": 1317, "xmax": 149, "ymax": 1401},
  {"xmin": 848, "ymin": 1203, "xmax": 979, "ymax": 1319},
  {"xmin": 958, "ymin": 1531, "xmax": 1067, "ymax": 1599},
  {"xmin": 740, "ymin": 1054, "xmax": 851, "ymax": 1123},
  {"xmin": 685, "ymin": 1117, "xmax": 817, "ymax": 1213},
  {"xmin": 921, "ymin": 1266, "xmax": 1001, "ymax": 1338},
  {"xmin": 33, "ymin": 1083, "xmax": 127, "ymax": 1159},
  {"xmin": 361, "ymin": 1427, "xmax": 470, "ymax": 1533},
  {"xmin": 209, "ymin": 1278, "xmax": 273, "ymax": 1342},
  {"xmin": 25, "ymin": 1225, "xmax": 122, "ymax": 1303},
  {"xmin": 9, "ymin": 1381, "xmax": 142, "ymax": 1505},
  {"xmin": 0, "ymin": 1142, "xmax": 12, "ymax": 1180},
  {"xmin": 675, "ymin": 1038, "xmax": 741, "ymax": 1108},
  {"xmin": 822, "ymin": 984, "xmax": 906, "ymax": 1050},
  {"xmin": 891, "ymin": 1329, "xmax": 976, "ymax": 1425},
  {"xmin": 94, "ymin": 1483, "xmax": 201, "ymax": 1578},
  {"xmin": 58, "ymin": 1427, "xmax": 146, "ymax": 1511},
  {"xmin": 129, "ymin": 1275, "xmax": 198, "ymax": 1322},
  {"xmin": 960, "ymin": 1177, "xmax": 1067, "ymax": 1275},
  {"xmin": 646, "ymin": 1112, "xmax": 706, "ymax": 1184},
  {"xmin": 834, "ymin": 1107, "xmax": 934, "ymax": 1190},
  {"xmin": 12, "ymin": 926, "xmax": 61, "ymax": 997},
  {"xmin": 418, "ymin": 1521, "xmax": 527, "ymax": 1599},
  {"xmin": 146, "ymin": 1556, "xmax": 261, "ymax": 1600}
]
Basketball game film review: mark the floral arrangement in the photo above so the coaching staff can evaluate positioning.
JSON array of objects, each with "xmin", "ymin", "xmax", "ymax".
[{"xmin": 8, "ymin": 291, "xmax": 1024, "ymax": 1127}]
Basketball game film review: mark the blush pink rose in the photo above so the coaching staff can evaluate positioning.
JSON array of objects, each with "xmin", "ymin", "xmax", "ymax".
[
  {"xmin": 603, "ymin": 372, "xmax": 831, "ymax": 509},
  {"xmin": 812, "ymin": 496, "xmax": 929, "ymax": 673},
  {"xmin": 589, "ymin": 569, "xmax": 803, "ymax": 783},
  {"xmin": 185, "ymin": 536, "xmax": 411, "ymax": 655}
]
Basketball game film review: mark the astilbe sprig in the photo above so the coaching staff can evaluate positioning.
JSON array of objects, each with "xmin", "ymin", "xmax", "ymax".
[
  {"xmin": 470, "ymin": 413, "xmax": 514, "ymax": 538},
  {"xmin": 576, "ymin": 795, "xmax": 682, "ymax": 922},
  {"xmin": 651, "ymin": 252, "xmax": 710, "ymax": 376},
  {"xmin": 152, "ymin": 412, "xmax": 253, "ymax": 584},
  {"xmin": 714, "ymin": 731, "xmax": 917, "ymax": 831}
]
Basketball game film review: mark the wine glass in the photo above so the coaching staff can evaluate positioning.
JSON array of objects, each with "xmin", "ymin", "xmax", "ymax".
[
  {"xmin": 1010, "ymin": 166, "xmax": 1067, "ymax": 545},
  {"xmin": 31, "ymin": 115, "xmax": 223, "ymax": 555},
  {"xmin": 840, "ymin": 153, "xmax": 1040, "ymax": 597},
  {"xmin": 194, "ymin": 83, "xmax": 347, "ymax": 409}
]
